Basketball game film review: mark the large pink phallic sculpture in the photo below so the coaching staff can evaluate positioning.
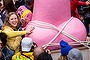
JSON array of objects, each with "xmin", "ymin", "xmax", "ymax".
[{"xmin": 26, "ymin": 0, "xmax": 87, "ymax": 50}]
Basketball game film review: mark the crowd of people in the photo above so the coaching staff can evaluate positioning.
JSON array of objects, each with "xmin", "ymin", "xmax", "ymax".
[{"xmin": 0, "ymin": 0, "xmax": 90, "ymax": 60}]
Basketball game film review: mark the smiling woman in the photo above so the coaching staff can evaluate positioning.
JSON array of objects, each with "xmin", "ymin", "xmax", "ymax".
[
  {"xmin": 8, "ymin": 14, "xmax": 18, "ymax": 28},
  {"xmin": 3, "ymin": 12, "xmax": 20, "ymax": 29},
  {"xmin": 2, "ymin": 12, "xmax": 22, "ymax": 54},
  {"xmin": 2, "ymin": 12, "xmax": 35, "ymax": 54}
]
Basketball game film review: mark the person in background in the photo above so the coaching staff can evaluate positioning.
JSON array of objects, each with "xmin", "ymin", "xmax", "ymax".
[
  {"xmin": 36, "ymin": 51, "xmax": 53, "ymax": 60},
  {"xmin": 3, "ymin": 0, "xmax": 16, "ymax": 13},
  {"xmin": 24, "ymin": 0, "xmax": 34, "ymax": 12},
  {"xmin": 79, "ymin": 0, "xmax": 90, "ymax": 36},
  {"xmin": 0, "ymin": 32, "xmax": 14, "ymax": 60},
  {"xmin": 68, "ymin": 48, "xmax": 83, "ymax": 60},
  {"xmin": 2, "ymin": 12, "xmax": 34, "ymax": 54},
  {"xmin": 70, "ymin": 0, "xmax": 90, "ymax": 19},
  {"xmin": 12, "ymin": 37, "xmax": 34, "ymax": 60},
  {"xmin": 33, "ymin": 47, "xmax": 44, "ymax": 60},
  {"xmin": 0, "ymin": 32, "xmax": 7, "ymax": 60},
  {"xmin": 0, "ymin": 0, "xmax": 16, "ymax": 15},
  {"xmin": 58, "ymin": 40, "xmax": 83, "ymax": 60},
  {"xmin": 14, "ymin": 0, "xmax": 25, "ymax": 9},
  {"xmin": 33, "ymin": 47, "xmax": 53, "ymax": 60},
  {"xmin": 58, "ymin": 40, "xmax": 72, "ymax": 60}
]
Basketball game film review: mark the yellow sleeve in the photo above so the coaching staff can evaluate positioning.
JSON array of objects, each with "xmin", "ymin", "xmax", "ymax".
[
  {"xmin": 2, "ymin": 26, "xmax": 26, "ymax": 38},
  {"xmin": 0, "ymin": 30, "xmax": 2, "ymax": 33},
  {"xmin": 4, "ymin": 31, "xmax": 26, "ymax": 38}
]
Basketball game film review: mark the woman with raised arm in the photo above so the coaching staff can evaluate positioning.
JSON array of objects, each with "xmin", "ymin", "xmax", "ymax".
[{"xmin": 2, "ymin": 12, "xmax": 34, "ymax": 54}]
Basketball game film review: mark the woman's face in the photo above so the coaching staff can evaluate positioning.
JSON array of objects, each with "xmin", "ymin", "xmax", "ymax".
[
  {"xmin": 0, "ymin": 0, "xmax": 4, "ymax": 10},
  {"xmin": 9, "ymin": 14, "xmax": 18, "ymax": 28}
]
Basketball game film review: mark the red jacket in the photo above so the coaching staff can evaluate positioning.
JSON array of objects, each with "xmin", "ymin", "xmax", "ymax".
[{"xmin": 70, "ymin": 0, "xmax": 86, "ymax": 19}]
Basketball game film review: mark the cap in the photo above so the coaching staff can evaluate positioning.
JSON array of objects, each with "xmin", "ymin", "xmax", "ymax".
[
  {"xmin": 68, "ymin": 48, "xmax": 83, "ymax": 60},
  {"xmin": 21, "ymin": 37, "xmax": 33, "ymax": 51},
  {"xmin": 60, "ymin": 40, "xmax": 72, "ymax": 56}
]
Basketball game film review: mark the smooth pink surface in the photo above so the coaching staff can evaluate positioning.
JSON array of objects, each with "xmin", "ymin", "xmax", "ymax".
[
  {"xmin": 32, "ymin": 0, "xmax": 71, "ymax": 26},
  {"xmin": 26, "ymin": 0, "xmax": 86, "ymax": 50}
]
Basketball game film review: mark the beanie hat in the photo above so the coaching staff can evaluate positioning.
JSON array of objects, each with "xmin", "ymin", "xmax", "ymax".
[
  {"xmin": 21, "ymin": 37, "xmax": 33, "ymax": 51},
  {"xmin": 60, "ymin": 40, "xmax": 72, "ymax": 56},
  {"xmin": 68, "ymin": 48, "xmax": 83, "ymax": 60}
]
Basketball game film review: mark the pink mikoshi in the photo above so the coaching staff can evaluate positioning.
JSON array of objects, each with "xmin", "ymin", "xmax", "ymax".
[{"xmin": 26, "ymin": 0, "xmax": 87, "ymax": 50}]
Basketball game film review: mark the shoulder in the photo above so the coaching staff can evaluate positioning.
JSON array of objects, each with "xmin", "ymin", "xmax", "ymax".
[{"xmin": 3, "ymin": 26, "xmax": 14, "ymax": 31}]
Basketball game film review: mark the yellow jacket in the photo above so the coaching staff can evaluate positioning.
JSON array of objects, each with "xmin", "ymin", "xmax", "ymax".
[
  {"xmin": 2, "ymin": 26, "xmax": 26, "ymax": 53},
  {"xmin": 12, "ymin": 52, "xmax": 34, "ymax": 60}
]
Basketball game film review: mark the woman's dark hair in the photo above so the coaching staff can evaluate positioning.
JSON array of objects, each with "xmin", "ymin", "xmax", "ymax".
[
  {"xmin": 0, "ymin": 32, "xmax": 7, "ymax": 46},
  {"xmin": 36, "ymin": 51, "xmax": 53, "ymax": 60}
]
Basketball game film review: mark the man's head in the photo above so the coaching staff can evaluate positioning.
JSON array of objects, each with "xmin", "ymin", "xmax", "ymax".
[
  {"xmin": 33, "ymin": 47, "xmax": 53, "ymax": 60},
  {"xmin": 68, "ymin": 48, "xmax": 83, "ymax": 60},
  {"xmin": 36, "ymin": 51, "xmax": 53, "ymax": 60},
  {"xmin": 33, "ymin": 47, "xmax": 44, "ymax": 60}
]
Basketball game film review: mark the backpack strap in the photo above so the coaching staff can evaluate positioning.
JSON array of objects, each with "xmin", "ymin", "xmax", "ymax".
[{"xmin": 21, "ymin": 52, "xmax": 32, "ymax": 60}]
